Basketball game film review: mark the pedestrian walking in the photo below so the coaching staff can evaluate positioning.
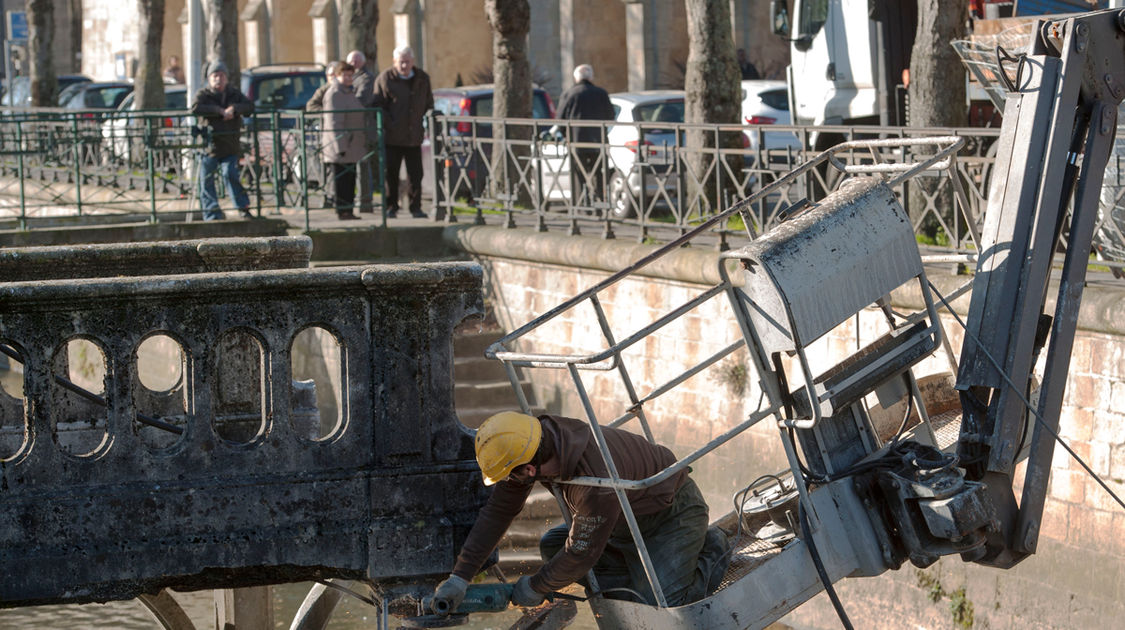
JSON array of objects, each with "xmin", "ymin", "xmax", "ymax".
[
  {"xmin": 372, "ymin": 45, "xmax": 433, "ymax": 219},
  {"xmin": 191, "ymin": 60, "xmax": 254, "ymax": 221},
  {"xmin": 556, "ymin": 64, "xmax": 615, "ymax": 206}
]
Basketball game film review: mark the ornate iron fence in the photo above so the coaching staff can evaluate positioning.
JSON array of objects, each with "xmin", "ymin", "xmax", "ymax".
[
  {"xmin": 2, "ymin": 107, "xmax": 1123, "ymax": 276},
  {"xmin": 0, "ymin": 107, "xmax": 384, "ymax": 232}
]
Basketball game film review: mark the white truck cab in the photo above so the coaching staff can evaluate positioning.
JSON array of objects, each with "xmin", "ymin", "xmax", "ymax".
[{"xmin": 771, "ymin": 0, "xmax": 915, "ymax": 130}]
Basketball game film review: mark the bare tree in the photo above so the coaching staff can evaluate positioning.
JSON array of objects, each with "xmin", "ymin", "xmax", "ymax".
[
  {"xmin": 683, "ymin": 0, "xmax": 741, "ymax": 212},
  {"xmin": 484, "ymin": 0, "xmax": 532, "ymax": 202},
  {"xmin": 340, "ymin": 0, "xmax": 379, "ymax": 72},
  {"xmin": 908, "ymin": 0, "xmax": 969, "ymax": 238},
  {"xmin": 135, "ymin": 0, "xmax": 167, "ymax": 110},
  {"xmin": 205, "ymin": 0, "xmax": 240, "ymax": 85},
  {"xmin": 26, "ymin": 0, "xmax": 56, "ymax": 106}
]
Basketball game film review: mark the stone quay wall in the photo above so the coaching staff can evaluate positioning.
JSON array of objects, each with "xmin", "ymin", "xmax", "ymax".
[{"xmin": 447, "ymin": 224, "xmax": 1125, "ymax": 630}]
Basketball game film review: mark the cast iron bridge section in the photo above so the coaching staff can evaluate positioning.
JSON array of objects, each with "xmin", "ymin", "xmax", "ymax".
[{"xmin": 0, "ymin": 237, "xmax": 489, "ymax": 626}]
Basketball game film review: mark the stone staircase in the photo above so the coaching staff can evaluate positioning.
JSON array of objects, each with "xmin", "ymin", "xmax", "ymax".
[
  {"xmin": 452, "ymin": 326, "xmax": 538, "ymax": 429},
  {"xmin": 452, "ymin": 322, "xmax": 563, "ymax": 572}
]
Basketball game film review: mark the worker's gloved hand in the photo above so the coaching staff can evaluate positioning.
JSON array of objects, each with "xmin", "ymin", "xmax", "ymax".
[
  {"xmin": 511, "ymin": 575, "xmax": 546, "ymax": 607},
  {"xmin": 431, "ymin": 574, "xmax": 469, "ymax": 615}
]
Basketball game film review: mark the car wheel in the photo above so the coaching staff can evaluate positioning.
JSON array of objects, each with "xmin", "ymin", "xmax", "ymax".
[{"xmin": 609, "ymin": 171, "xmax": 636, "ymax": 219}]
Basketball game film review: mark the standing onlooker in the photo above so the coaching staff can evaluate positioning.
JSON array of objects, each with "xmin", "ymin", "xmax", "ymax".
[
  {"xmin": 556, "ymin": 64, "xmax": 615, "ymax": 205},
  {"xmin": 737, "ymin": 49, "xmax": 760, "ymax": 80},
  {"xmin": 346, "ymin": 50, "xmax": 378, "ymax": 214},
  {"xmin": 163, "ymin": 56, "xmax": 185, "ymax": 84},
  {"xmin": 321, "ymin": 61, "xmax": 365, "ymax": 221},
  {"xmin": 372, "ymin": 45, "xmax": 433, "ymax": 219},
  {"xmin": 304, "ymin": 66, "xmax": 337, "ymax": 210},
  {"xmin": 191, "ymin": 60, "xmax": 254, "ymax": 221}
]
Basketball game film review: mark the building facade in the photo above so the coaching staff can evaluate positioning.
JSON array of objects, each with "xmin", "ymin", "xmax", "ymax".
[{"xmin": 76, "ymin": 0, "xmax": 787, "ymax": 101}]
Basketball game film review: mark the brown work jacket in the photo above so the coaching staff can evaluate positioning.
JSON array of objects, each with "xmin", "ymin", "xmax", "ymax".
[{"xmin": 452, "ymin": 415, "xmax": 686, "ymax": 593}]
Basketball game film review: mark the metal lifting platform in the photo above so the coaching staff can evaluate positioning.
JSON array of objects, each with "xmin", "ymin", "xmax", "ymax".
[{"xmin": 486, "ymin": 135, "xmax": 979, "ymax": 629}]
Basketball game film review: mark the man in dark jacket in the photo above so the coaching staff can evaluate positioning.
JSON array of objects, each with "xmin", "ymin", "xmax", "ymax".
[
  {"xmin": 372, "ymin": 45, "xmax": 433, "ymax": 219},
  {"xmin": 431, "ymin": 411, "xmax": 730, "ymax": 612},
  {"xmin": 556, "ymin": 65, "xmax": 615, "ymax": 206},
  {"xmin": 191, "ymin": 60, "xmax": 254, "ymax": 220}
]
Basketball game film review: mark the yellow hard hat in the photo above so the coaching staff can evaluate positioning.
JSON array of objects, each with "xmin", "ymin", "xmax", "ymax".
[{"xmin": 475, "ymin": 411, "xmax": 542, "ymax": 485}]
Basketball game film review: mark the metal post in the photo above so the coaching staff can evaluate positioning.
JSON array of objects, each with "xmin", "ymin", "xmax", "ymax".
[
  {"xmin": 567, "ymin": 362, "xmax": 668, "ymax": 608},
  {"xmin": 271, "ymin": 110, "xmax": 282, "ymax": 216},
  {"xmin": 250, "ymin": 110, "xmax": 263, "ymax": 216},
  {"xmin": 146, "ymin": 117, "xmax": 157, "ymax": 223},
  {"xmin": 70, "ymin": 115, "xmax": 82, "ymax": 216},
  {"xmin": 377, "ymin": 108, "xmax": 386, "ymax": 229},
  {"xmin": 298, "ymin": 110, "xmax": 309, "ymax": 233},
  {"xmin": 16, "ymin": 119, "xmax": 26, "ymax": 230}
]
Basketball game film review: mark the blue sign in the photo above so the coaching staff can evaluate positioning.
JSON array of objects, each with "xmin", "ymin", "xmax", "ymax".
[{"xmin": 7, "ymin": 11, "xmax": 28, "ymax": 42}]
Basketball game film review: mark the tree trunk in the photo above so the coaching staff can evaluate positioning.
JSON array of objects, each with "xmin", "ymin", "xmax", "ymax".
[
  {"xmin": 485, "ymin": 0, "xmax": 532, "ymax": 204},
  {"xmin": 340, "ymin": 0, "xmax": 379, "ymax": 73},
  {"xmin": 683, "ymin": 0, "xmax": 742, "ymax": 213},
  {"xmin": 67, "ymin": 0, "xmax": 82, "ymax": 74},
  {"xmin": 136, "ymin": 0, "xmax": 167, "ymax": 110},
  {"xmin": 26, "ymin": 0, "xmax": 56, "ymax": 107},
  {"xmin": 908, "ymin": 0, "xmax": 969, "ymax": 239},
  {"xmin": 205, "ymin": 0, "xmax": 240, "ymax": 86}
]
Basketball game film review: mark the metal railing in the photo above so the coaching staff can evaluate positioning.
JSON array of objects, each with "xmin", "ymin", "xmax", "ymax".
[
  {"xmin": 2, "ymin": 107, "xmax": 1123, "ymax": 277},
  {"xmin": 0, "ymin": 106, "xmax": 385, "ymax": 232}
]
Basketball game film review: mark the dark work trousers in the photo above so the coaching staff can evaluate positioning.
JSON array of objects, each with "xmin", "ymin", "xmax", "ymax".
[
  {"xmin": 329, "ymin": 162, "xmax": 356, "ymax": 217},
  {"xmin": 538, "ymin": 477, "xmax": 730, "ymax": 607},
  {"xmin": 385, "ymin": 144, "xmax": 423, "ymax": 213}
]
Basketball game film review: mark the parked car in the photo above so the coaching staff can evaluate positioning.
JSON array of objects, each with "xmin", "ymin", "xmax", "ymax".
[
  {"xmin": 240, "ymin": 64, "xmax": 326, "ymax": 113},
  {"xmin": 101, "ymin": 84, "xmax": 191, "ymax": 166},
  {"xmin": 1, "ymin": 74, "xmax": 92, "ymax": 107},
  {"xmin": 431, "ymin": 84, "xmax": 556, "ymax": 199},
  {"xmin": 58, "ymin": 81, "xmax": 134, "ymax": 118},
  {"xmin": 740, "ymin": 79, "xmax": 802, "ymax": 159}
]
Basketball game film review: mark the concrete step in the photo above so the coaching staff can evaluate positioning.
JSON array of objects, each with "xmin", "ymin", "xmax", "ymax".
[
  {"xmin": 457, "ymin": 405, "xmax": 546, "ymax": 429},
  {"xmin": 453, "ymin": 330, "xmax": 505, "ymax": 359},
  {"xmin": 454, "ymin": 380, "xmax": 533, "ymax": 410},
  {"xmin": 454, "ymin": 355, "xmax": 509, "ymax": 383}
]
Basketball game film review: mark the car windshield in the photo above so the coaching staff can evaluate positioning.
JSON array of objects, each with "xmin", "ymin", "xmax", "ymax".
[
  {"xmin": 76, "ymin": 86, "xmax": 132, "ymax": 109},
  {"xmin": 250, "ymin": 73, "xmax": 324, "ymax": 110},
  {"xmin": 473, "ymin": 93, "xmax": 553, "ymax": 119},
  {"xmin": 632, "ymin": 100, "xmax": 684, "ymax": 123}
]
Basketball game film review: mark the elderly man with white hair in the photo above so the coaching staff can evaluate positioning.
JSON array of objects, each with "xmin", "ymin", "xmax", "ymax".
[
  {"xmin": 556, "ymin": 64, "xmax": 615, "ymax": 206},
  {"xmin": 372, "ymin": 45, "xmax": 434, "ymax": 219}
]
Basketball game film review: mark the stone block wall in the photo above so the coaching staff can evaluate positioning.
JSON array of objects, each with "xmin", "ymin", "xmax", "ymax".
[{"xmin": 450, "ymin": 225, "xmax": 1125, "ymax": 628}]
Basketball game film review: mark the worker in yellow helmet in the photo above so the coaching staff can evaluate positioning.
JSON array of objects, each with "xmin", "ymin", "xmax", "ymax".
[{"xmin": 432, "ymin": 411, "xmax": 730, "ymax": 612}]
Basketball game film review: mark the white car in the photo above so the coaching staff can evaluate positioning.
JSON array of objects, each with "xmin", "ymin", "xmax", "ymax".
[
  {"xmin": 539, "ymin": 90, "xmax": 685, "ymax": 219},
  {"xmin": 101, "ymin": 85, "xmax": 191, "ymax": 167},
  {"xmin": 741, "ymin": 80, "xmax": 802, "ymax": 159}
]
